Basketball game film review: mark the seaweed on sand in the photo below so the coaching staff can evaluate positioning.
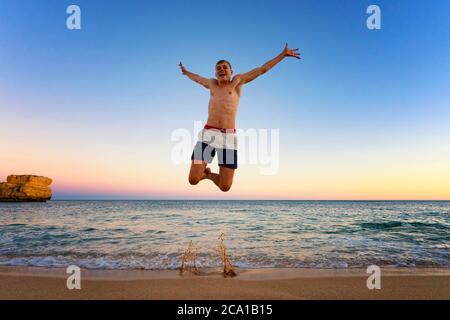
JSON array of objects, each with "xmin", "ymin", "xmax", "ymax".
[
  {"xmin": 179, "ymin": 240, "xmax": 200, "ymax": 275},
  {"xmin": 218, "ymin": 233, "xmax": 236, "ymax": 278}
]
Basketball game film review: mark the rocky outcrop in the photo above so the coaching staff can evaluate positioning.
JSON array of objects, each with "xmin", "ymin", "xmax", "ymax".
[{"xmin": 0, "ymin": 175, "xmax": 52, "ymax": 202}]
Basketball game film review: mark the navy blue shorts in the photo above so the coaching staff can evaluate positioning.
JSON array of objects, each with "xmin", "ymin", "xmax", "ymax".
[{"xmin": 191, "ymin": 142, "xmax": 238, "ymax": 169}]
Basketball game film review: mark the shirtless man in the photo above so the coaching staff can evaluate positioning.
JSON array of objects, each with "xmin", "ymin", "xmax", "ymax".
[{"xmin": 179, "ymin": 43, "xmax": 300, "ymax": 192}]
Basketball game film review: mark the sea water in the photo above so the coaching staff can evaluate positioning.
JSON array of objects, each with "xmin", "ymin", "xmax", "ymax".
[{"xmin": 0, "ymin": 201, "xmax": 448, "ymax": 269}]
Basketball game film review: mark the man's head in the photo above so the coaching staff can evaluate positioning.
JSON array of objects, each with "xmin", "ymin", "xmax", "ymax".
[{"xmin": 215, "ymin": 60, "xmax": 232, "ymax": 81}]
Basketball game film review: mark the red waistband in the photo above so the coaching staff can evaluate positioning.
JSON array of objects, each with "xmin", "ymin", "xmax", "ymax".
[{"xmin": 204, "ymin": 124, "xmax": 236, "ymax": 133}]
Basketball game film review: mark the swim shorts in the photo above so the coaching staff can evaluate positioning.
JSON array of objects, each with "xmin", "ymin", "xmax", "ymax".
[{"xmin": 191, "ymin": 124, "xmax": 238, "ymax": 169}]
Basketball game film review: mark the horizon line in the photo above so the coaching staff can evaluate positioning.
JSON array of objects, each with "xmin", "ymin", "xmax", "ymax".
[{"xmin": 46, "ymin": 199, "xmax": 450, "ymax": 201}]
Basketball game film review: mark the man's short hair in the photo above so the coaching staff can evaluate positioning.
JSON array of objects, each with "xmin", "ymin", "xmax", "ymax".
[{"xmin": 216, "ymin": 60, "xmax": 232, "ymax": 69}]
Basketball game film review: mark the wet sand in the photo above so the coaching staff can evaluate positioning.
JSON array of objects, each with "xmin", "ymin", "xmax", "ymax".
[{"xmin": 0, "ymin": 266, "xmax": 448, "ymax": 300}]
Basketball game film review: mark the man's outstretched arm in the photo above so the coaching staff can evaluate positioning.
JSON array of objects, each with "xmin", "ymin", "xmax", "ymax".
[
  {"xmin": 237, "ymin": 43, "xmax": 300, "ymax": 85},
  {"xmin": 179, "ymin": 62, "xmax": 211, "ymax": 89}
]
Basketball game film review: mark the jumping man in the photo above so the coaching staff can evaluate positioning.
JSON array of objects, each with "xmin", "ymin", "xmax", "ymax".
[{"xmin": 179, "ymin": 43, "xmax": 301, "ymax": 192}]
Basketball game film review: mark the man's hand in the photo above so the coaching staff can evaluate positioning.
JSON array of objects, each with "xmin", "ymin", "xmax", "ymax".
[
  {"xmin": 178, "ymin": 62, "xmax": 210, "ymax": 89},
  {"xmin": 179, "ymin": 61, "xmax": 187, "ymax": 74},
  {"xmin": 237, "ymin": 43, "xmax": 301, "ymax": 85},
  {"xmin": 282, "ymin": 43, "xmax": 301, "ymax": 59}
]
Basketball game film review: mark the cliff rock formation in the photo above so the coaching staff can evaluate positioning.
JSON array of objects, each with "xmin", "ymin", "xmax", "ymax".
[{"xmin": 0, "ymin": 175, "xmax": 52, "ymax": 202}]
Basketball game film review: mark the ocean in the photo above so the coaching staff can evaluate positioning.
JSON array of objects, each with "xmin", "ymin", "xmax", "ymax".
[{"xmin": 0, "ymin": 200, "xmax": 448, "ymax": 269}]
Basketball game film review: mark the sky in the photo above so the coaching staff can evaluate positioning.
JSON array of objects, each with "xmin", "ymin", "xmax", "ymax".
[{"xmin": 0, "ymin": 0, "xmax": 449, "ymax": 200}]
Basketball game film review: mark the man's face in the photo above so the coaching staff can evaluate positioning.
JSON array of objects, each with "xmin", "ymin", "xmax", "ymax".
[{"xmin": 215, "ymin": 62, "xmax": 232, "ymax": 81}]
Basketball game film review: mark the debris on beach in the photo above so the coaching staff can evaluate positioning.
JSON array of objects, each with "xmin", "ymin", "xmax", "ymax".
[
  {"xmin": 179, "ymin": 240, "xmax": 200, "ymax": 275},
  {"xmin": 219, "ymin": 233, "xmax": 236, "ymax": 278}
]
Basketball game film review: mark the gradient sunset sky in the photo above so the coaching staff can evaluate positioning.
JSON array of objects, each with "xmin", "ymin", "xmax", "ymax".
[{"xmin": 1, "ymin": 0, "xmax": 449, "ymax": 200}]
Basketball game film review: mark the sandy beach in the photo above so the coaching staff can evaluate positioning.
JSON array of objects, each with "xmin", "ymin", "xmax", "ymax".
[{"xmin": 0, "ymin": 266, "xmax": 448, "ymax": 300}]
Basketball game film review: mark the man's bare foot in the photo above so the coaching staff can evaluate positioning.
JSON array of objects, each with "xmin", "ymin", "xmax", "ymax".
[{"xmin": 201, "ymin": 167, "xmax": 211, "ymax": 180}]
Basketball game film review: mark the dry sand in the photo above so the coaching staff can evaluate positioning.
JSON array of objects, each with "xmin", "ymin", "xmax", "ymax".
[{"xmin": 0, "ymin": 266, "xmax": 448, "ymax": 300}]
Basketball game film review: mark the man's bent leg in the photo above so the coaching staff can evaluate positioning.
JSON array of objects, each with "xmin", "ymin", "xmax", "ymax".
[
  {"xmin": 207, "ymin": 166, "xmax": 235, "ymax": 192},
  {"xmin": 189, "ymin": 141, "xmax": 215, "ymax": 186},
  {"xmin": 188, "ymin": 160, "xmax": 208, "ymax": 185}
]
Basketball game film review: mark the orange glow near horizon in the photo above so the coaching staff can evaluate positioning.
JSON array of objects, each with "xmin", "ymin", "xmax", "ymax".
[
  {"xmin": 1, "ymin": 98, "xmax": 449, "ymax": 200},
  {"xmin": 1, "ymin": 158, "xmax": 449, "ymax": 200}
]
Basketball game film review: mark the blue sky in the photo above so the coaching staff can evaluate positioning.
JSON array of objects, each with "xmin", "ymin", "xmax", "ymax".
[{"xmin": 1, "ymin": 0, "xmax": 449, "ymax": 199}]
